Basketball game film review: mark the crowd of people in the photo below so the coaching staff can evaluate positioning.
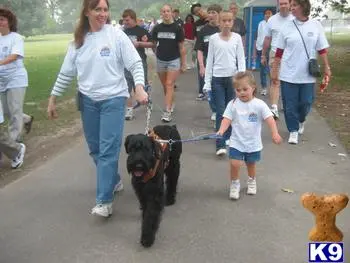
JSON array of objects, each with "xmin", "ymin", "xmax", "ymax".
[{"xmin": 0, "ymin": 0, "xmax": 331, "ymax": 215}]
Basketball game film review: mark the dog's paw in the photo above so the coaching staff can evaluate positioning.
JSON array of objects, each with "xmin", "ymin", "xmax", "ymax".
[{"xmin": 141, "ymin": 235, "xmax": 155, "ymax": 248}]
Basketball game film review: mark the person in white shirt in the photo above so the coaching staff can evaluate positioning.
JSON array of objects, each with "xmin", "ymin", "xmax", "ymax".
[
  {"xmin": 47, "ymin": 0, "xmax": 148, "ymax": 218},
  {"xmin": 261, "ymin": 0, "xmax": 294, "ymax": 119},
  {"xmin": 253, "ymin": 8, "xmax": 273, "ymax": 96},
  {"xmin": 271, "ymin": 0, "xmax": 331, "ymax": 145},
  {"xmin": 0, "ymin": 8, "xmax": 34, "ymax": 142},
  {"xmin": 217, "ymin": 71, "xmax": 282, "ymax": 200},
  {"xmin": 203, "ymin": 10, "xmax": 246, "ymax": 156},
  {"xmin": 0, "ymin": 100, "xmax": 26, "ymax": 169}
]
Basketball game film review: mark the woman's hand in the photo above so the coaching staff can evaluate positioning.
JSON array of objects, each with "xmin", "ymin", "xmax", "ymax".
[
  {"xmin": 199, "ymin": 65, "xmax": 206, "ymax": 77},
  {"xmin": 324, "ymin": 66, "xmax": 332, "ymax": 78},
  {"xmin": 181, "ymin": 63, "xmax": 187, "ymax": 73},
  {"xmin": 134, "ymin": 85, "xmax": 148, "ymax": 105},
  {"xmin": 47, "ymin": 96, "xmax": 58, "ymax": 120}
]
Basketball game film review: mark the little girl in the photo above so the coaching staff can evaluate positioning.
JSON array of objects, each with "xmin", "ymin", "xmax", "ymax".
[
  {"xmin": 217, "ymin": 71, "xmax": 282, "ymax": 200},
  {"xmin": 203, "ymin": 10, "xmax": 246, "ymax": 156}
]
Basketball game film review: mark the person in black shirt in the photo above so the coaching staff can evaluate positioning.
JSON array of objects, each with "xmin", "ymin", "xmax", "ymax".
[
  {"xmin": 152, "ymin": 4, "xmax": 186, "ymax": 122},
  {"xmin": 194, "ymin": 4, "xmax": 222, "ymax": 120},
  {"xmin": 229, "ymin": 1, "xmax": 246, "ymax": 47},
  {"xmin": 190, "ymin": 3, "xmax": 209, "ymax": 38},
  {"xmin": 173, "ymin": 9, "xmax": 184, "ymax": 28},
  {"xmin": 122, "ymin": 9, "xmax": 154, "ymax": 120}
]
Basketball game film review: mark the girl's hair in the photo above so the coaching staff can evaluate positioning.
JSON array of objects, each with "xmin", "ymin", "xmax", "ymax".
[
  {"xmin": 290, "ymin": 0, "xmax": 311, "ymax": 17},
  {"xmin": 219, "ymin": 10, "xmax": 233, "ymax": 20},
  {"xmin": 233, "ymin": 71, "xmax": 257, "ymax": 96},
  {"xmin": 74, "ymin": 0, "xmax": 111, "ymax": 49},
  {"xmin": 207, "ymin": 4, "xmax": 223, "ymax": 14},
  {"xmin": 162, "ymin": 4, "xmax": 173, "ymax": 12},
  {"xmin": 185, "ymin": 14, "xmax": 194, "ymax": 23},
  {"xmin": 0, "ymin": 8, "xmax": 17, "ymax": 32}
]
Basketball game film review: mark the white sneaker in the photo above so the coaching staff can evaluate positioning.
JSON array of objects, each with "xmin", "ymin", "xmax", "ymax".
[
  {"xmin": 229, "ymin": 181, "xmax": 240, "ymax": 200},
  {"xmin": 161, "ymin": 111, "xmax": 172, "ymax": 122},
  {"xmin": 298, "ymin": 122, "xmax": 305, "ymax": 134},
  {"xmin": 91, "ymin": 203, "xmax": 113, "ymax": 217},
  {"xmin": 271, "ymin": 107, "xmax": 279, "ymax": 119},
  {"xmin": 247, "ymin": 177, "xmax": 257, "ymax": 195},
  {"xmin": 288, "ymin": 132, "xmax": 299, "ymax": 144},
  {"xmin": 216, "ymin": 148, "xmax": 227, "ymax": 156},
  {"xmin": 11, "ymin": 143, "xmax": 26, "ymax": 169},
  {"xmin": 125, "ymin": 107, "xmax": 134, "ymax": 120},
  {"xmin": 210, "ymin": 112, "xmax": 216, "ymax": 121},
  {"xmin": 113, "ymin": 180, "xmax": 124, "ymax": 195},
  {"xmin": 260, "ymin": 89, "xmax": 267, "ymax": 96}
]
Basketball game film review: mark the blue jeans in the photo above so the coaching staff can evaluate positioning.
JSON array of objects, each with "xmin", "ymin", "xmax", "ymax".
[
  {"xmin": 79, "ymin": 93, "xmax": 126, "ymax": 204},
  {"xmin": 256, "ymin": 50, "xmax": 269, "ymax": 89},
  {"xmin": 281, "ymin": 81, "xmax": 315, "ymax": 132},
  {"xmin": 212, "ymin": 76, "xmax": 235, "ymax": 150}
]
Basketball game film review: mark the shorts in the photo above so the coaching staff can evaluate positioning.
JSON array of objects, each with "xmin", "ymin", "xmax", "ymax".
[
  {"xmin": 156, "ymin": 58, "xmax": 180, "ymax": 72},
  {"xmin": 125, "ymin": 58, "xmax": 148, "ymax": 94},
  {"xmin": 229, "ymin": 147, "xmax": 261, "ymax": 163}
]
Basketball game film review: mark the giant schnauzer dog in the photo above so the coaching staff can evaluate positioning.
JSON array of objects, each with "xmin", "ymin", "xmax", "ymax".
[{"xmin": 124, "ymin": 124, "xmax": 182, "ymax": 247}]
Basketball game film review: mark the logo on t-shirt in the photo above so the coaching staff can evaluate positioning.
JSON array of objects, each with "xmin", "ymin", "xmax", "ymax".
[
  {"xmin": 157, "ymin": 32, "xmax": 176, "ymax": 39},
  {"xmin": 100, "ymin": 46, "xmax": 111, "ymax": 57},
  {"xmin": 307, "ymin": 32, "xmax": 314, "ymax": 37},
  {"xmin": 248, "ymin": 112, "xmax": 258, "ymax": 122},
  {"xmin": 128, "ymin": 35, "xmax": 137, "ymax": 42}
]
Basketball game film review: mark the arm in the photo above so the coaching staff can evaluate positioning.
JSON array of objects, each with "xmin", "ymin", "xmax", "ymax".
[
  {"xmin": 197, "ymin": 50, "xmax": 205, "ymax": 77},
  {"xmin": 204, "ymin": 38, "xmax": 214, "ymax": 92},
  {"xmin": 265, "ymin": 116, "xmax": 282, "ymax": 144},
  {"xmin": 179, "ymin": 41, "xmax": 186, "ymax": 72},
  {"xmin": 236, "ymin": 35, "xmax": 246, "ymax": 72},
  {"xmin": 135, "ymin": 32, "xmax": 156, "ymax": 49},
  {"xmin": 48, "ymin": 43, "xmax": 77, "ymax": 119},
  {"xmin": 217, "ymin": 117, "xmax": 232, "ymax": 136},
  {"xmin": 0, "ymin": 54, "xmax": 19, "ymax": 65},
  {"xmin": 261, "ymin": 36, "xmax": 271, "ymax": 66},
  {"xmin": 319, "ymin": 51, "xmax": 331, "ymax": 77}
]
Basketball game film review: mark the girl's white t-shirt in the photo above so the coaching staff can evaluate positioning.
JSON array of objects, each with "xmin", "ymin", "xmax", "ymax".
[
  {"xmin": 223, "ymin": 97, "xmax": 273, "ymax": 153},
  {"xmin": 276, "ymin": 19, "xmax": 329, "ymax": 84}
]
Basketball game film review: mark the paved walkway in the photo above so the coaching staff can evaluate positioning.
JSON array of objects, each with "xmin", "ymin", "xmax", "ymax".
[{"xmin": 0, "ymin": 69, "xmax": 349, "ymax": 263}]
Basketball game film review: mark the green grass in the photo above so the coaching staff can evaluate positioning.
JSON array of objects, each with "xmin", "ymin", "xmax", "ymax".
[{"xmin": 23, "ymin": 33, "xmax": 79, "ymax": 136}]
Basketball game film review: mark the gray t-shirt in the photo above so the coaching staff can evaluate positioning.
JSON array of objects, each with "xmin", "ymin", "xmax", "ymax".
[{"xmin": 231, "ymin": 17, "xmax": 246, "ymax": 37}]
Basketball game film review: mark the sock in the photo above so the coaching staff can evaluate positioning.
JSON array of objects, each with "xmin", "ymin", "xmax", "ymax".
[
  {"xmin": 231, "ymin": 179, "xmax": 240, "ymax": 186},
  {"xmin": 247, "ymin": 176, "xmax": 256, "ymax": 182}
]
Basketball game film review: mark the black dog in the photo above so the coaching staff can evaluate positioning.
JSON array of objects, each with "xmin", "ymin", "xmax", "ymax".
[{"xmin": 124, "ymin": 125, "xmax": 182, "ymax": 247}]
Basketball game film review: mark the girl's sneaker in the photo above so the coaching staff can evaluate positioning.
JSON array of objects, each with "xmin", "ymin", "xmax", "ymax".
[
  {"xmin": 11, "ymin": 143, "xmax": 26, "ymax": 169},
  {"xmin": 91, "ymin": 203, "xmax": 113, "ymax": 217},
  {"xmin": 229, "ymin": 181, "xmax": 240, "ymax": 200},
  {"xmin": 247, "ymin": 177, "xmax": 257, "ymax": 195}
]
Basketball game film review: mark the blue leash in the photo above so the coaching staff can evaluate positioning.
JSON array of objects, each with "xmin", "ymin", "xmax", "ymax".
[{"xmin": 156, "ymin": 133, "xmax": 223, "ymax": 146}]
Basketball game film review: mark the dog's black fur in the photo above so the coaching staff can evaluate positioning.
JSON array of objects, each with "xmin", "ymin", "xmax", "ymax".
[{"xmin": 124, "ymin": 125, "xmax": 182, "ymax": 248}]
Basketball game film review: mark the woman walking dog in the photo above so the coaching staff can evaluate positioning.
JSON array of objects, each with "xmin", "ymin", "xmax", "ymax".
[{"xmin": 47, "ymin": 0, "xmax": 148, "ymax": 217}]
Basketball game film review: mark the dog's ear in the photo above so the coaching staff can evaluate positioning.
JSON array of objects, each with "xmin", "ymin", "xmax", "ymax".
[{"xmin": 124, "ymin": 135, "xmax": 134, "ymax": 154}]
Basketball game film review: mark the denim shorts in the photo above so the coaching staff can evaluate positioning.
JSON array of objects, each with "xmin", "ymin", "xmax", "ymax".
[
  {"xmin": 156, "ymin": 58, "xmax": 180, "ymax": 72},
  {"xmin": 229, "ymin": 147, "xmax": 261, "ymax": 163}
]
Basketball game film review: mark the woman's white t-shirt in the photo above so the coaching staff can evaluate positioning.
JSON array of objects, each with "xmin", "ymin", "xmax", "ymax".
[
  {"xmin": 276, "ymin": 19, "xmax": 329, "ymax": 84},
  {"xmin": 0, "ymin": 32, "xmax": 28, "ymax": 91},
  {"xmin": 223, "ymin": 98, "xmax": 273, "ymax": 153}
]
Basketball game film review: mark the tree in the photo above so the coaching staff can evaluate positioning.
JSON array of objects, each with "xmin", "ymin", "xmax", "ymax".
[
  {"xmin": 0, "ymin": 0, "xmax": 46, "ymax": 36},
  {"xmin": 313, "ymin": 0, "xmax": 350, "ymax": 17}
]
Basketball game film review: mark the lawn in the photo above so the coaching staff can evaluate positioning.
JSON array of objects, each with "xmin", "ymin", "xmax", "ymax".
[
  {"xmin": 23, "ymin": 33, "xmax": 79, "ymax": 137},
  {"xmin": 316, "ymin": 33, "xmax": 350, "ymax": 152}
]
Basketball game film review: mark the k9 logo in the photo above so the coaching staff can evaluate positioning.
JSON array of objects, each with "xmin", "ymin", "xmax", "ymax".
[{"xmin": 309, "ymin": 243, "xmax": 344, "ymax": 262}]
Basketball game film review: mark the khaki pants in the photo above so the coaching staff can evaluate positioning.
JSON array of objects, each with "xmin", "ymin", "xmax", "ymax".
[
  {"xmin": 0, "ymin": 87, "xmax": 31, "ymax": 141},
  {"xmin": 184, "ymin": 39, "xmax": 195, "ymax": 68},
  {"xmin": 0, "ymin": 126, "xmax": 20, "ymax": 160}
]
